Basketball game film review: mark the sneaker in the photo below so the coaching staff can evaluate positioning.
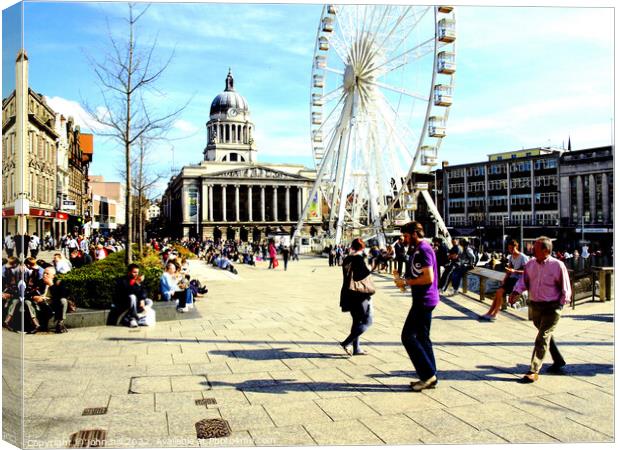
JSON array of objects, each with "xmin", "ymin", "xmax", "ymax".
[
  {"xmin": 411, "ymin": 375, "xmax": 438, "ymax": 392},
  {"xmin": 55, "ymin": 321, "xmax": 68, "ymax": 334},
  {"xmin": 520, "ymin": 372, "xmax": 539, "ymax": 383},
  {"xmin": 129, "ymin": 319, "xmax": 138, "ymax": 328},
  {"xmin": 177, "ymin": 307, "xmax": 188, "ymax": 313}
]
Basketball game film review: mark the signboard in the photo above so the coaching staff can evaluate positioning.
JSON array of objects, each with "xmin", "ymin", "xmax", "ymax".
[
  {"xmin": 14, "ymin": 199, "xmax": 29, "ymax": 215},
  {"xmin": 62, "ymin": 200, "xmax": 77, "ymax": 211},
  {"xmin": 188, "ymin": 187, "xmax": 198, "ymax": 221},
  {"xmin": 307, "ymin": 191, "xmax": 320, "ymax": 221}
]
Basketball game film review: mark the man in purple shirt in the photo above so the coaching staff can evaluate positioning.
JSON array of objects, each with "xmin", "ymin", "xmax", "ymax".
[
  {"xmin": 395, "ymin": 221, "xmax": 440, "ymax": 392},
  {"xmin": 509, "ymin": 236, "xmax": 572, "ymax": 383}
]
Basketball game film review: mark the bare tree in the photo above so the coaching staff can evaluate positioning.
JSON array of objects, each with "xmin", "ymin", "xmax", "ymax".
[
  {"xmin": 134, "ymin": 135, "xmax": 163, "ymax": 256},
  {"xmin": 84, "ymin": 3, "xmax": 188, "ymax": 264}
]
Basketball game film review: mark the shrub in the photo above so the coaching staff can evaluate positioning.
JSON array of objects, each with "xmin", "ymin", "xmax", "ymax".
[
  {"xmin": 172, "ymin": 243, "xmax": 197, "ymax": 260},
  {"xmin": 58, "ymin": 249, "xmax": 163, "ymax": 310}
]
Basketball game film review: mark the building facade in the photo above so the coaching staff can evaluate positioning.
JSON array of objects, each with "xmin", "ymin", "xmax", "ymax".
[
  {"xmin": 161, "ymin": 71, "xmax": 322, "ymax": 241},
  {"xmin": 430, "ymin": 145, "xmax": 613, "ymax": 251},
  {"xmin": 2, "ymin": 50, "xmax": 94, "ymax": 240},
  {"xmin": 558, "ymin": 146, "xmax": 613, "ymax": 247},
  {"xmin": 90, "ymin": 176, "xmax": 125, "ymax": 234},
  {"xmin": 2, "ymin": 50, "xmax": 66, "ymax": 237}
]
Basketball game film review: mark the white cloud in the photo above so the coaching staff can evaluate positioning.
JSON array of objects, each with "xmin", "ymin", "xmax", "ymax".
[
  {"xmin": 44, "ymin": 96, "xmax": 111, "ymax": 133},
  {"xmin": 173, "ymin": 119, "xmax": 199, "ymax": 134}
]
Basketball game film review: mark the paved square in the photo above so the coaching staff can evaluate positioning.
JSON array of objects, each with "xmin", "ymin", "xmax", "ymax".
[{"xmin": 13, "ymin": 256, "xmax": 614, "ymax": 447}]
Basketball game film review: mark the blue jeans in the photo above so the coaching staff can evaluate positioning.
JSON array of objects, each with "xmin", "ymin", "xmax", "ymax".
[
  {"xmin": 401, "ymin": 301, "xmax": 436, "ymax": 381},
  {"xmin": 342, "ymin": 299, "xmax": 373, "ymax": 353},
  {"xmin": 451, "ymin": 265, "xmax": 470, "ymax": 290}
]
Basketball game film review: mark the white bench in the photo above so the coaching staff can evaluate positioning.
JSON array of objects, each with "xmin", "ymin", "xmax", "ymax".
[{"xmin": 465, "ymin": 267, "xmax": 506, "ymax": 302}]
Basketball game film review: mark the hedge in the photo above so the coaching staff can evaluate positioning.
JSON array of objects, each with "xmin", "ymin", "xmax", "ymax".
[
  {"xmin": 171, "ymin": 243, "xmax": 197, "ymax": 260},
  {"xmin": 58, "ymin": 249, "xmax": 163, "ymax": 310}
]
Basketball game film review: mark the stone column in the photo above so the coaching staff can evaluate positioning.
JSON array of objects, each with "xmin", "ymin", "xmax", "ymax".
[
  {"xmin": 285, "ymin": 187, "xmax": 291, "ymax": 221},
  {"xmin": 576, "ymin": 175, "xmax": 584, "ymax": 220},
  {"xmin": 602, "ymin": 172, "xmax": 609, "ymax": 223},
  {"xmin": 235, "ymin": 184, "xmax": 240, "ymax": 222},
  {"xmin": 202, "ymin": 181, "xmax": 208, "ymax": 222},
  {"xmin": 273, "ymin": 186, "xmax": 278, "ymax": 222},
  {"xmin": 208, "ymin": 185, "xmax": 214, "ymax": 222},
  {"xmin": 248, "ymin": 185, "xmax": 253, "ymax": 222},
  {"xmin": 182, "ymin": 185, "xmax": 190, "ymax": 222},
  {"xmin": 222, "ymin": 185, "xmax": 227, "ymax": 222},
  {"xmin": 589, "ymin": 173, "xmax": 596, "ymax": 223},
  {"xmin": 261, "ymin": 186, "xmax": 266, "ymax": 221}
]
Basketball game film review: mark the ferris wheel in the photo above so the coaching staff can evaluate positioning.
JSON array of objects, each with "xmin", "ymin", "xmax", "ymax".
[{"xmin": 296, "ymin": 5, "xmax": 456, "ymax": 246}]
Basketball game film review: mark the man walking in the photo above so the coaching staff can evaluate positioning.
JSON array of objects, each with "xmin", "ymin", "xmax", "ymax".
[
  {"xmin": 4, "ymin": 233, "xmax": 15, "ymax": 257},
  {"xmin": 29, "ymin": 232, "xmax": 41, "ymax": 259},
  {"xmin": 509, "ymin": 236, "xmax": 572, "ymax": 383},
  {"xmin": 395, "ymin": 221, "xmax": 440, "ymax": 392}
]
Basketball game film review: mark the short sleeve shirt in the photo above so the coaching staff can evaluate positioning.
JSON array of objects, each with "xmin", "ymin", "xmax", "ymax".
[
  {"xmin": 508, "ymin": 253, "xmax": 529, "ymax": 279},
  {"xmin": 407, "ymin": 240, "xmax": 440, "ymax": 307}
]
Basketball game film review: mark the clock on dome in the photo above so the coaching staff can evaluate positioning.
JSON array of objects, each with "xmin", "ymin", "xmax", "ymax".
[{"xmin": 228, "ymin": 108, "xmax": 238, "ymax": 118}]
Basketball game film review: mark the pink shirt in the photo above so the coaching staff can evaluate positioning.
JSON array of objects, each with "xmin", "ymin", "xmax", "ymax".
[{"xmin": 513, "ymin": 256, "xmax": 572, "ymax": 305}]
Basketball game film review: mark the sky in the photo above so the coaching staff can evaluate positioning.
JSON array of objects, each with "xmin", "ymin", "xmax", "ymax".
[{"xmin": 2, "ymin": 1, "xmax": 615, "ymax": 197}]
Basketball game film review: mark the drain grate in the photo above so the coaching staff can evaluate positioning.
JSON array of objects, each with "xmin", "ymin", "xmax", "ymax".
[
  {"xmin": 195, "ymin": 398, "xmax": 217, "ymax": 407},
  {"xmin": 195, "ymin": 419, "xmax": 231, "ymax": 439},
  {"xmin": 82, "ymin": 407, "xmax": 108, "ymax": 416},
  {"xmin": 69, "ymin": 429, "xmax": 107, "ymax": 447}
]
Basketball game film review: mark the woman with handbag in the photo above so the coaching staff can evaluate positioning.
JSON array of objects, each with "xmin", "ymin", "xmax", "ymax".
[{"xmin": 339, "ymin": 238, "xmax": 375, "ymax": 356}]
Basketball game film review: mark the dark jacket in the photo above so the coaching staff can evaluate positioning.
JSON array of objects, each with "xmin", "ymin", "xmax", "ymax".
[
  {"xmin": 114, "ymin": 276, "xmax": 147, "ymax": 308},
  {"xmin": 340, "ymin": 254, "xmax": 371, "ymax": 312}
]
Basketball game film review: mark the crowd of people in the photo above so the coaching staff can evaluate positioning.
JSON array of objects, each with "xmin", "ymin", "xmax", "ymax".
[{"xmin": 339, "ymin": 221, "xmax": 573, "ymax": 390}]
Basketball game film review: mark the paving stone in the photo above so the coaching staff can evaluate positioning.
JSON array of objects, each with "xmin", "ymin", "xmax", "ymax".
[
  {"xmin": 566, "ymin": 413, "xmax": 615, "ymax": 438},
  {"xmin": 155, "ymin": 391, "xmax": 206, "ymax": 412},
  {"xmin": 250, "ymin": 425, "xmax": 316, "ymax": 446},
  {"xmin": 488, "ymin": 423, "xmax": 560, "ymax": 443},
  {"xmin": 448, "ymin": 401, "xmax": 533, "ymax": 431},
  {"xmin": 530, "ymin": 418, "xmax": 612, "ymax": 442},
  {"xmin": 421, "ymin": 429, "xmax": 508, "ymax": 444},
  {"xmin": 420, "ymin": 386, "xmax": 482, "ymax": 408},
  {"xmin": 242, "ymin": 384, "xmax": 320, "ymax": 405},
  {"xmin": 130, "ymin": 376, "xmax": 172, "ymax": 394},
  {"xmin": 207, "ymin": 372, "xmax": 275, "ymax": 390},
  {"xmin": 263, "ymin": 400, "xmax": 332, "ymax": 427},
  {"xmin": 173, "ymin": 353, "xmax": 211, "ymax": 365},
  {"xmin": 406, "ymin": 408, "xmax": 478, "ymax": 437},
  {"xmin": 359, "ymin": 390, "xmax": 444, "ymax": 415},
  {"xmin": 170, "ymin": 375, "xmax": 209, "ymax": 392},
  {"xmin": 360, "ymin": 414, "xmax": 434, "ymax": 444},
  {"xmin": 304, "ymin": 419, "xmax": 383, "ymax": 445},
  {"xmin": 108, "ymin": 393, "xmax": 154, "ymax": 414},
  {"xmin": 314, "ymin": 396, "xmax": 380, "ymax": 421},
  {"xmin": 190, "ymin": 362, "xmax": 233, "ymax": 376},
  {"xmin": 147, "ymin": 364, "xmax": 193, "ymax": 376},
  {"xmin": 215, "ymin": 404, "xmax": 275, "ymax": 431}
]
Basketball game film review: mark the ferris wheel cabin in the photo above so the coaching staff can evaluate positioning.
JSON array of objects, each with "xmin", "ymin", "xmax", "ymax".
[
  {"xmin": 428, "ymin": 117, "xmax": 446, "ymax": 138},
  {"xmin": 433, "ymin": 84, "xmax": 453, "ymax": 107},
  {"xmin": 315, "ymin": 55, "xmax": 327, "ymax": 69},
  {"xmin": 312, "ymin": 130, "xmax": 322, "ymax": 142},
  {"xmin": 322, "ymin": 16, "xmax": 334, "ymax": 33},
  {"xmin": 318, "ymin": 36, "xmax": 329, "ymax": 51},
  {"xmin": 312, "ymin": 112, "xmax": 322, "ymax": 125},
  {"xmin": 438, "ymin": 19, "xmax": 456, "ymax": 42},
  {"xmin": 438, "ymin": 6, "xmax": 454, "ymax": 13},
  {"xmin": 421, "ymin": 146, "xmax": 438, "ymax": 166},
  {"xmin": 313, "ymin": 74, "xmax": 324, "ymax": 88},
  {"xmin": 437, "ymin": 51, "xmax": 456, "ymax": 74}
]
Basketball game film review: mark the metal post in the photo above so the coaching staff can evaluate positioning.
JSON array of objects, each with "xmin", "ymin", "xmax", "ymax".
[
  {"xmin": 501, "ymin": 216, "xmax": 505, "ymax": 251},
  {"xmin": 520, "ymin": 215, "xmax": 523, "ymax": 251},
  {"xmin": 196, "ymin": 190, "xmax": 200, "ymax": 237}
]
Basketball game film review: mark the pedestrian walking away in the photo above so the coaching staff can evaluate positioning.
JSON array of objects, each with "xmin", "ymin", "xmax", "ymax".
[
  {"xmin": 339, "ymin": 238, "xmax": 374, "ymax": 356},
  {"xmin": 29, "ymin": 232, "xmax": 41, "ymax": 259},
  {"xmin": 282, "ymin": 246, "xmax": 290, "ymax": 271},
  {"xmin": 395, "ymin": 221, "xmax": 440, "ymax": 392},
  {"xmin": 480, "ymin": 239, "xmax": 529, "ymax": 321},
  {"xmin": 4, "ymin": 233, "xmax": 15, "ymax": 257},
  {"xmin": 509, "ymin": 236, "xmax": 572, "ymax": 383}
]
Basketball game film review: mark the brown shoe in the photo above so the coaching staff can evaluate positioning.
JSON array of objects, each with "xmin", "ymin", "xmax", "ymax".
[{"xmin": 520, "ymin": 372, "xmax": 539, "ymax": 383}]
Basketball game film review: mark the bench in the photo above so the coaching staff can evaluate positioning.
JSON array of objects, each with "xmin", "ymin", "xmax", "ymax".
[{"xmin": 465, "ymin": 267, "xmax": 506, "ymax": 302}]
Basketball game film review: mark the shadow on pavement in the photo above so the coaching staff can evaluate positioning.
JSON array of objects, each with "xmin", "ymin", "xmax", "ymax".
[
  {"xmin": 106, "ymin": 337, "xmax": 613, "ymax": 348},
  {"xmin": 567, "ymin": 313, "xmax": 614, "ymax": 322},
  {"xmin": 210, "ymin": 348, "xmax": 349, "ymax": 360}
]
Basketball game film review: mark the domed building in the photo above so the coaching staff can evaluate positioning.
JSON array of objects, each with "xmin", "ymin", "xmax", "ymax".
[{"xmin": 161, "ymin": 70, "xmax": 322, "ymax": 243}]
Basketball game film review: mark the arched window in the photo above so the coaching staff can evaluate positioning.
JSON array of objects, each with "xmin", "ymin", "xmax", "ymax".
[{"xmin": 230, "ymin": 153, "xmax": 238, "ymax": 162}]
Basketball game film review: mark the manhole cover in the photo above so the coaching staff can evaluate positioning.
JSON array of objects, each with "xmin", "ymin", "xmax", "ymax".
[
  {"xmin": 69, "ymin": 429, "xmax": 107, "ymax": 447},
  {"xmin": 195, "ymin": 419, "xmax": 231, "ymax": 439},
  {"xmin": 82, "ymin": 407, "xmax": 108, "ymax": 416},
  {"xmin": 195, "ymin": 398, "xmax": 217, "ymax": 406}
]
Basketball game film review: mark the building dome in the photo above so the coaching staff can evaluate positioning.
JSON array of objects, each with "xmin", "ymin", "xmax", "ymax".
[{"xmin": 209, "ymin": 69, "xmax": 249, "ymax": 117}]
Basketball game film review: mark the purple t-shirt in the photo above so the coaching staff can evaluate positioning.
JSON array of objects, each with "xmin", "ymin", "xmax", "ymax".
[{"xmin": 407, "ymin": 240, "xmax": 440, "ymax": 307}]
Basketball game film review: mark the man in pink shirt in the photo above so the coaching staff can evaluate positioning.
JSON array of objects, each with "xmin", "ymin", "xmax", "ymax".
[{"xmin": 509, "ymin": 236, "xmax": 572, "ymax": 383}]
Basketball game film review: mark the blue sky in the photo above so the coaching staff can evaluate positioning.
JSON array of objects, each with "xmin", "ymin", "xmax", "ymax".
[{"xmin": 2, "ymin": 1, "xmax": 614, "ymax": 196}]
